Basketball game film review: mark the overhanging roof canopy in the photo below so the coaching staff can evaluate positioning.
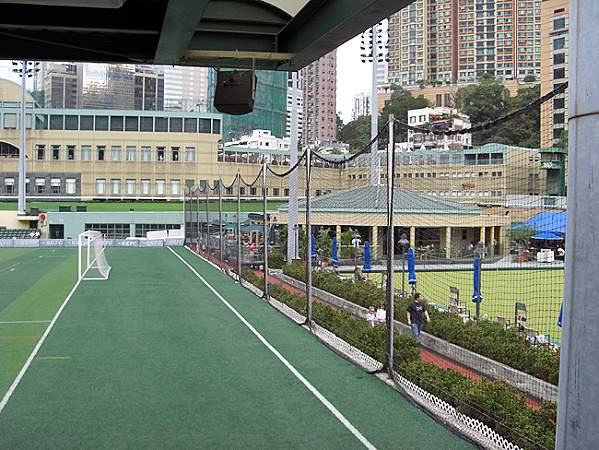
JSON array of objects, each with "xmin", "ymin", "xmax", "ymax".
[{"xmin": 0, "ymin": 0, "xmax": 413, "ymax": 70}]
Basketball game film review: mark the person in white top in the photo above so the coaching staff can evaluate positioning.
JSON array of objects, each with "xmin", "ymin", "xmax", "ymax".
[
  {"xmin": 366, "ymin": 306, "xmax": 377, "ymax": 327},
  {"xmin": 375, "ymin": 303, "xmax": 386, "ymax": 324}
]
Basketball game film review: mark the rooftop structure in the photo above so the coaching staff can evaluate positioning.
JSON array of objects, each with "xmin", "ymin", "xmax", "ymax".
[{"xmin": 407, "ymin": 106, "xmax": 471, "ymax": 150}]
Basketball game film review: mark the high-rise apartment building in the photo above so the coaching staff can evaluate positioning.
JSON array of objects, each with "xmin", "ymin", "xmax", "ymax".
[
  {"xmin": 163, "ymin": 66, "xmax": 209, "ymax": 112},
  {"xmin": 43, "ymin": 63, "xmax": 79, "ymax": 109},
  {"xmin": 388, "ymin": 0, "xmax": 541, "ymax": 86},
  {"xmin": 540, "ymin": 0, "xmax": 568, "ymax": 148},
  {"xmin": 286, "ymin": 72, "xmax": 304, "ymax": 139},
  {"xmin": 301, "ymin": 50, "xmax": 337, "ymax": 145},
  {"xmin": 351, "ymin": 92, "xmax": 371, "ymax": 120},
  {"xmin": 134, "ymin": 66, "xmax": 165, "ymax": 111}
]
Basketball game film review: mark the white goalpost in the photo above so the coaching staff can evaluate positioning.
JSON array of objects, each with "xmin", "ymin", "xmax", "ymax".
[{"xmin": 78, "ymin": 230, "xmax": 111, "ymax": 281}]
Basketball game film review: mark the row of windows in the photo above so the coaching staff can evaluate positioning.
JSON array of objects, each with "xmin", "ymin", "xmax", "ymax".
[
  {"xmin": 1, "ymin": 113, "xmax": 220, "ymax": 134},
  {"xmin": 85, "ymin": 223, "xmax": 181, "ymax": 239},
  {"xmin": 1, "ymin": 177, "xmax": 78, "ymax": 195},
  {"xmin": 34, "ymin": 145, "xmax": 197, "ymax": 162},
  {"xmin": 347, "ymin": 170, "xmax": 506, "ymax": 181},
  {"xmin": 95, "ymin": 179, "xmax": 183, "ymax": 196}
]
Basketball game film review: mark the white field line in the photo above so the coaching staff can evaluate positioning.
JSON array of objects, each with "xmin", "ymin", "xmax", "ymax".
[
  {"xmin": 0, "ymin": 320, "xmax": 51, "ymax": 324},
  {"xmin": 0, "ymin": 278, "xmax": 82, "ymax": 415},
  {"xmin": 168, "ymin": 246, "xmax": 376, "ymax": 450}
]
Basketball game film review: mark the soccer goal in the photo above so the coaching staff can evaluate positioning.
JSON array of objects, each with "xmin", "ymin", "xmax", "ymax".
[{"xmin": 78, "ymin": 230, "xmax": 111, "ymax": 281}]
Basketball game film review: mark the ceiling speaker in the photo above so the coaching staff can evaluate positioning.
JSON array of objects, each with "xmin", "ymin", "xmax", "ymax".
[{"xmin": 213, "ymin": 70, "xmax": 256, "ymax": 115}]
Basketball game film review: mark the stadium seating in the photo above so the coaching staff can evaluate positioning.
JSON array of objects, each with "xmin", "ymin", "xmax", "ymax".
[{"xmin": 0, "ymin": 228, "xmax": 39, "ymax": 239}]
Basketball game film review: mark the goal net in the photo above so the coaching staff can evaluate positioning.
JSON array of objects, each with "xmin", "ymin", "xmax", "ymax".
[{"xmin": 78, "ymin": 230, "xmax": 111, "ymax": 281}]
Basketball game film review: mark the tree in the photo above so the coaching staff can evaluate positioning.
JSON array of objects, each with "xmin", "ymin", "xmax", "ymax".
[
  {"xmin": 336, "ymin": 113, "xmax": 344, "ymax": 138},
  {"xmin": 555, "ymin": 128, "xmax": 568, "ymax": 151},
  {"xmin": 455, "ymin": 78, "xmax": 540, "ymax": 147},
  {"xmin": 338, "ymin": 115, "xmax": 372, "ymax": 152}
]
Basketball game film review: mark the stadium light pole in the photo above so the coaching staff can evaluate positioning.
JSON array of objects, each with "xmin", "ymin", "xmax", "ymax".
[
  {"xmin": 556, "ymin": 2, "xmax": 599, "ymax": 447},
  {"xmin": 287, "ymin": 71, "xmax": 300, "ymax": 261},
  {"xmin": 12, "ymin": 60, "xmax": 37, "ymax": 215}
]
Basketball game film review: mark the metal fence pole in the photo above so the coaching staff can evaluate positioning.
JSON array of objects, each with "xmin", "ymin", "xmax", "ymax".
[
  {"xmin": 237, "ymin": 172, "xmax": 242, "ymax": 281},
  {"xmin": 305, "ymin": 145, "xmax": 313, "ymax": 330},
  {"xmin": 205, "ymin": 187, "xmax": 210, "ymax": 258},
  {"xmin": 195, "ymin": 189, "xmax": 200, "ymax": 253},
  {"xmin": 262, "ymin": 160, "xmax": 269, "ymax": 300},
  {"xmin": 385, "ymin": 114, "xmax": 395, "ymax": 375},
  {"xmin": 218, "ymin": 181, "xmax": 224, "ymax": 264},
  {"xmin": 183, "ymin": 188, "xmax": 189, "ymax": 245}
]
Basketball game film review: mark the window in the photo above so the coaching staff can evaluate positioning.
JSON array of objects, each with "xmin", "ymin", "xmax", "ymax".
[
  {"xmin": 157, "ymin": 147, "xmax": 166, "ymax": 161},
  {"xmin": 66, "ymin": 178, "xmax": 76, "ymax": 195},
  {"xmin": 171, "ymin": 180, "xmax": 180, "ymax": 195},
  {"xmin": 554, "ymin": 97, "xmax": 565, "ymax": 109},
  {"xmin": 126, "ymin": 146, "xmax": 136, "ymax": 161},
  {"xmin": 4, "ymin": 178, "xmax": 14, "ymax": 195},
  {"xmin": 80, "ymin": 115, "xmax": 93, "ymax": 130},
  {"xmin": 125, "ymin": 116, "xmax": 138, "ymax": 132},
  {"xmin": 553, "ymin": 53, "xmax": 565, "ymax": 64},
  {"xmin": 156, "ymin": 179, "xmax": 165, "ymax": 195},
  {"xmin": 110, "ymin": 116, "xmax": 124, "ymax": 131},
  {"xmin": 51, "ymin": 145, "xmax": 61, "ymax": 160},
  {"xmin": 553, "ymin": 17, "xmax": 566, "ymax": 30},
  {"xmin": 141, "ymin": 179, "xmax": 150, "ymax": 195},
  {"xmin": 96, "ymin": 179, "xmax": 106, "ymax": 195},
  {"xmin": 553, "ymin": 128, "xmax": 563, "ymax": 140},
  {"xmin": 36, "ymin": 144, "xmax": 45, "ymax": 160},
  {"xmin": 111, "ymin": 179, "xmax": 120, "ymax": 195},
  {"xmin": 184, "ymin": 118, "xmax": 197, "ymax": 133},
  {"xmin": 199, "ymin": 119, "xmax": 211, "ymax": 133},
  {"xmin": 212, "ymin": 119, "xmax": 220, "ymax": 134},
  {"xmin": 250, "ymin": 187, "xmax": 257, "ymax": 196},
  {"xmin": 95, "ymin": 116, "xmax": 109, "ymax": 131},
  {"xmin": 554, "ymin": 113, "xmax": 565, "ymax": 124},
  {"xmin": 35, "ymin": 178, "xmax": 45, "ymax": 194},
  {"xmin": 85, "ymin": 223, "xmax": 130, "ymax": 239},
  {"xmin": 141, "ymin": 146, "xmax": 151, "ymax": 161},
  {"xmin": 140, "ymin": 116, "xmax": 153, "ymax": 132},
  {"xmin": 97, "ymin": 146, "xmax": 106, "ymax": 161},
  {"xmin": 125, "ymin": 179, "xmax": 136, "ymax": 195},
  {"xmin": 553, "ymin": 37, "xmax": 565, "ymax": 50},
  {"xmin": 553, "ymin": 67, "xmax": 565, "ymax": 79},
  {"xmin": 51, "ymin": 178, "xmax": 61, "ymax": 194},
  {"xmin": 273, "ymin": 188, "xmax": 280, "ymax": 196},
  {"xmin": 185, "ymin": 147, "xmax": 195, "ymax": 162},
  {"xmin": 49, "ymin": 115, "xmax": 64, "ymax": 130},
  {"xmin": 134, "ymin": 223, "xmax": 180, "ymax": 238},
  {"xmin": 171, "ymin": 147, "xmax": 180, "ymax": 162},
  {"xmin": 81, "ymin": 145, "xmax": 91, "ymax": 161},
  {"xmin": 185, "ymin": 179, "xmax": 195, "ymax": 193},
  {"xmin": 67, "ymin": 145, "xmax": 76, "ymax": 161},
  {"xmin": 169, "ymin": 117, "xmax": 182, "ymax": 132},
  {"xmin": 155, "ymin": 117, "xmax": 168, "ymax": 132},
  {"xmin": 111, "ymin": 146, "xmax": 121, "ymax": 161},
  {"xmin": 65, "ymin": 115, "xmax": 78, "ymax": 130}
]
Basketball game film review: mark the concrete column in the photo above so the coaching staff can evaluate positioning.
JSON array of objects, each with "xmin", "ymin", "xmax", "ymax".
[
  {"xmin": 445, "ymin": 226, "xmax": 451, "ymax": 259},
  {"xmin": 336, "ymin": 224, "xmax": 341, "ymax": 240},
  {"xmin": 409, "ymin": 226, "xmax": 416, "ymax": 248},
  {"xmin": 479, "ymin": 226, "xmax": 486, "ymax": 245},
  {"xmin": 371, "ymin": 226, "xmax": 378, "ymax": 259},
  {"xmin": 489, "ymin": 226, "xmax": 496, "ymax": 256},
  {"xmin": 556, "ymin": 2, "xmax": 599, "ymax": 448}
]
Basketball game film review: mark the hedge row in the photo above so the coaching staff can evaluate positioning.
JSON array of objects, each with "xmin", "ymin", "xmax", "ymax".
[
  {"xmin": 241, "ymin": 269, "xmax": 556, "ymax": 450},
  {"xmin": 282, "ymin": 263, "xmax": 560, "ymax": 385}
]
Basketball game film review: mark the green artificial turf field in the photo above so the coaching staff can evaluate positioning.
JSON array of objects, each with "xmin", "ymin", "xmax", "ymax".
[
  {"xmin": 0, "ymin": 200, "xmax": 284, "ymax": 213},
  {"xmin": 0, "ymin": 247, "xmax": 472, "ymax": 449},
  {"xmin": 370, "ymin": 269, "xmax": 564, "ymax": 340}
]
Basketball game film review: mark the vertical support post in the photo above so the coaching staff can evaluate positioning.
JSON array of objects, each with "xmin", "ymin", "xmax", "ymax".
[
  {"xmin": 556, "ymin": 2, "xmax": 599, "ymax": 447},
  {"xmin": 445, "ymin": 226, "xmax": 452, "ymax": 259},
  {"xmin": 237, "ymin": 172, "xmax": 242, "ymax": 280},
  {"xmin": 287, "ymin": 71, "xmax": 299, "ymax": 261},
  {"xmin": 410, "ymin": 226, "xmax": 416, "ymax": 248},
  {"xmin": 218, "ymin": 181, "xmax": 223, "ymax": 264},
  {"xmin": 262, "ymin": 160, "xmax": 269, "ymax": 300},
  {"xmin": 370, "ymin": 25, "xmax": 380, "ymax": 186},
  {"xmin": 183, "ymin": 187, "xmax": 188, "ymax": 245},
  {"xmin": 385, "ymin": 114, "xmax": 395, "ymax": 374},
  {"xmin": 78, "ymin": 233, "xmax": 82, "ymax": 281},
  {"xmin": 18, "ymin": 60, "xmax": 27, "ymax": 216},
  {"xmin": 305, "ymin": 145, "xmax": 313, "ymax": 329},
  {"xmin": 205, "ymin": 187, "xmax": 210, "ymax": 258},
  {"xmin": 196, "ymin": 189, "xmax": 200, "ymax": 253}
]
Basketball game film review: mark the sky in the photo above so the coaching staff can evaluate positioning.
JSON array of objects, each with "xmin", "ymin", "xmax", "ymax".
[{"xmin": 0, "ymin": 40, "xmax": 371, "ymax": 123}]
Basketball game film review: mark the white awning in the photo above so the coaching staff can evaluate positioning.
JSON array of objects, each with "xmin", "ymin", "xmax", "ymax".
[
  {"xmin": 35, "ymin": 178, "xmax": 45, "ymax": 186},
  {"xmin": 4, "ymin": 178, "xmax": 14, "ymax": 185},
  {"xmin": 51, "ymin": 178, "xmax": 61, "ymax": 186}
]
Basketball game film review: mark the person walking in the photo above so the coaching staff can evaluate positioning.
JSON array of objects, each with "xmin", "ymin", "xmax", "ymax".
[{"xmin": 407, "ymin": 293, "xmax": 430, "ymax": 340}]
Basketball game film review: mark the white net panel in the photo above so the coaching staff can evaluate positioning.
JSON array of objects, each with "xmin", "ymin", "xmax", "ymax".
[{"xmin": 79, "ymin": 230, "xmax": 111, "ymax": 281}]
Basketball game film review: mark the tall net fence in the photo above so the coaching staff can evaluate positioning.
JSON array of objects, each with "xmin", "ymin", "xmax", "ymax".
[{"xmin": 184, "ymin": 84, "xmax": 568, "ymax": 450}]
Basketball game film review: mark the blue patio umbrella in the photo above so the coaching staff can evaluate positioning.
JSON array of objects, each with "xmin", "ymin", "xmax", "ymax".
[
  {"xmin": 363, "ymin": 241, "xmax": 371, "ymax": 273},
  {"xmin": 472, "ymin": 257, "xmax": 483, "ymax": 303},
  {"xmin": 331, "ymin": 236, "xmax": 339, "ymax": 267},
  {"xmin": 557, "ymin": 304, "xmax": 563, "ymax": 328},
  {"xmin": 407, "ymin": 248, "xmax": 417, "ymax": 286},
  {"xmin": 311, "ymin": 234, "xmax": 317, "ymax": 261}
]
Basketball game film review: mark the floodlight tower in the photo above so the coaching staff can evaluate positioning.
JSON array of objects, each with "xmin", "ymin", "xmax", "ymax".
[
  {"xmin": 12, "ymin": 61, "xmax": 39, "ymax": 215},
  {"xmin": 360, "ymin": 23, "xmax": 387, "ymax": 186}
]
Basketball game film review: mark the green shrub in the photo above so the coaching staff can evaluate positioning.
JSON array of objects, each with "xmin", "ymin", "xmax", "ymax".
[
  {"xmin": 283, "ymin": 263, "xmax": 560, "ymax": 385},
  {"xmin": 268, "ymin": 250, "xmax": 286, "ymax": 269}
]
